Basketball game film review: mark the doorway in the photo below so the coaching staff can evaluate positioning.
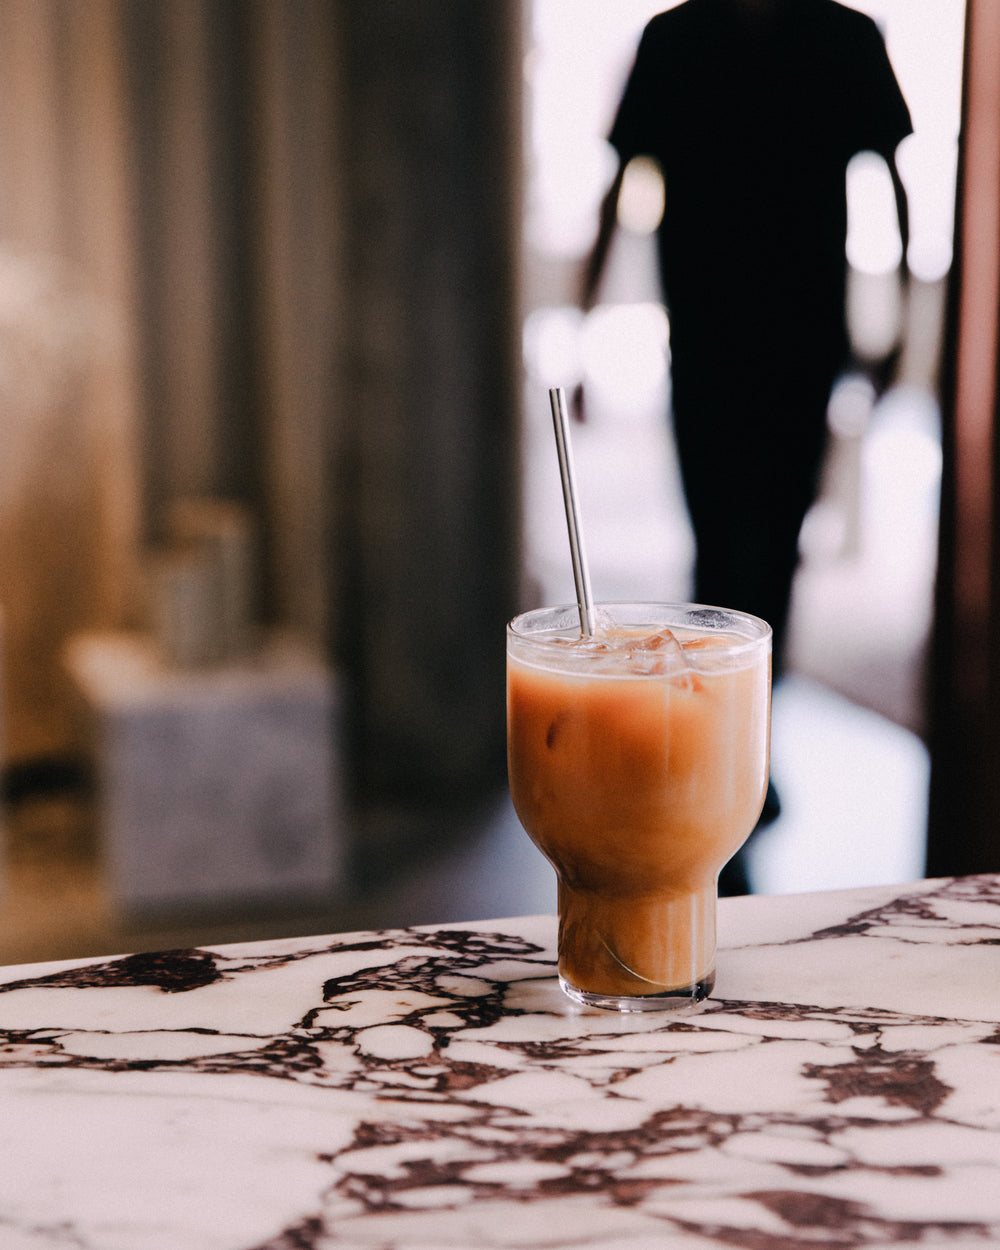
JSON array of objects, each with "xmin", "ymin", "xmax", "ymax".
[{"xmin": 520, "ymin": 0, "xmax": 965, "ymax": 892}]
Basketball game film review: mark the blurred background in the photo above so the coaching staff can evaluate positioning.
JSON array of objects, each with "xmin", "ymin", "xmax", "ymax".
[{"xmin": 0, "ymin": 0, "xmax": 995, "ymax": 966}]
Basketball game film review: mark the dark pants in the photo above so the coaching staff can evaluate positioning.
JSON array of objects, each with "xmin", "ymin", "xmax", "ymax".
[
  {"xmin": 669, "ymin": 331, "xmax": 840, "ymax": 895},
  {"xmin": 670, "ymin": 336, "xmax": 837, "ymax": 676}
]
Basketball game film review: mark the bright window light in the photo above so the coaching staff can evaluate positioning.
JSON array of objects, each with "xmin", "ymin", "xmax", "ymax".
[
  {"xmin": 846, "ymin": 151, "xmax": 904, "ymax": 276},
  {"xmin": 896, "ymin": 132, "xmax": 958, "ymax": 281},
  {"xmin": 617, "ymin": 156, "xmax": 665, "ymax": 235},
  {"xmin": 579, "ymin": 302, "xmax": 669, "ymax": 409},
  {"xmin": 522, "ymin": 305, "xmax": 584, "ymax": 386}
]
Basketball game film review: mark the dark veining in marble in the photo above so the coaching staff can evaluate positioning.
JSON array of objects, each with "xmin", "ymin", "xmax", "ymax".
[
  {"xmin": 807, "ymin": 874, "xmax": 1000, "ymax": 946},
  {"xmin": 4, "ymin": 879, "xmax": 1000, "ymax": 1248},
  {"xmin": 247, "ymin": 1214, "xmax": 325, "ymax": 1250},
  {"xmin": 0, "ymin": 948, "xmax": 225, "ymax": 994},
  {"xmin": 806, "ymin": 1047, "xmax": 952, "ymax": 1115},
  {"xmin": 746, "ymin": 1191, "xmax": 988, "ymax": 1248}
]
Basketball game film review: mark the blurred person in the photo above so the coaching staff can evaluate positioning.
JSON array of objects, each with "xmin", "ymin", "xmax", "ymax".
[{"xmin": 576, "ymin": 0, "xmax": 912, "ymax": 893}]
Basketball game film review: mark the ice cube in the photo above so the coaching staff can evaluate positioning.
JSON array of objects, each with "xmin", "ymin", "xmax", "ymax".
[
  {"xmin": 628, "ymin": 628, "xmax": 680, "ymax": 653},
  {"xmin": 570, "ymin": 635, "xmax": 615, "ymax": 654},
  {"xmin": 626, "ymin": 628, "xmax": 689, "ymax": 674},
  {"xmin": 591, "ymin": 606, "xmax": 618, "ymax": 635}
]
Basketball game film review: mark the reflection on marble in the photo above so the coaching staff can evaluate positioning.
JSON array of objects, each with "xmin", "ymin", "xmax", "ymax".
[{"xmin": 2, "ymin": 875, "xmax": 1000, "ymax": 1248}]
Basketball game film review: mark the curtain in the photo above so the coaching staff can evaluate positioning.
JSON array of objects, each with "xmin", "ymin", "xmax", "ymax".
[{"xmin": 0, "ymin": 2, "xmax": 522, "ymax": 836}]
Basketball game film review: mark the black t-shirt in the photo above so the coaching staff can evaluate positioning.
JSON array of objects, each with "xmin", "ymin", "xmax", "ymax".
[{"xmin": 609, "ymin": 0, "xmax": 913, "ymax": 344}]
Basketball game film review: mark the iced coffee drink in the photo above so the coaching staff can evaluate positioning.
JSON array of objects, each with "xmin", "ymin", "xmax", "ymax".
[{"xmin": 507, "ymin": 602, "xmax": 771, "ymax": 1012}]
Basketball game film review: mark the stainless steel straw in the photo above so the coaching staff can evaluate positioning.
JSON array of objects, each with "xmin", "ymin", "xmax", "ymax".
[{"xmin": 549, "ymin": 386, "xmax": 596, "ymax": 637}]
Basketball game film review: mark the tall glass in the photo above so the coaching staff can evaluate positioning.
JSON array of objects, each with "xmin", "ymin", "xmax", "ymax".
[{"xmin": 507, "ymin": 602, "xmax": 771, "ymax": 1012}]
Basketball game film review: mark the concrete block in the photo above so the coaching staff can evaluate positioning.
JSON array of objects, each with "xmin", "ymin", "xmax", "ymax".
[{"xmin": 65, "ymin": 631, "xmax": 344, "ymax": 915}]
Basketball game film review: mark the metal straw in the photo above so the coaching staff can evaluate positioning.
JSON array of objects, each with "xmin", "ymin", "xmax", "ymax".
[{"xmin": 549, "ymin": 386, "xmax": 596, "ymax": 637}]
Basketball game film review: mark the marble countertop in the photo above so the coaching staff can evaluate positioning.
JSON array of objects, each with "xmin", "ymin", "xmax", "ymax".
[{"xmin": 2, "ymin": 874, "xmax": 999, "ymax": 1248}]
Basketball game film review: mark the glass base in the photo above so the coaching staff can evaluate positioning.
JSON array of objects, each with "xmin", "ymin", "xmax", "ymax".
[{"xmin": 558, "ymin": 970, "xmax": 715, "ymax": 1014}]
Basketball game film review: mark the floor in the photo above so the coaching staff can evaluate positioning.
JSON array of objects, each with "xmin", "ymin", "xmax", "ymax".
[{"xmin": 0, "ymin": 668, "xmax": 929, "ymax": 969}]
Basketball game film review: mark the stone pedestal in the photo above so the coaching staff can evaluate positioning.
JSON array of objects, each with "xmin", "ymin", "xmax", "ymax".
[{"xmin": 65, "ymin": 631, "xmax": 344, "ymax": 916}]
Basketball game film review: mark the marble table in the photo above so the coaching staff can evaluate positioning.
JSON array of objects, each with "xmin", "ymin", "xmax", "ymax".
[{"xmin": 2, "ymin": 874, "xmax": 999, "ymax": 1249}]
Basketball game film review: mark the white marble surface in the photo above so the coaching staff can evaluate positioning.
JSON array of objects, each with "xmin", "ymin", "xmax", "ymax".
[{"xmin": 1, "ymin": 875, "xmax": 999, "ymax": 1248}]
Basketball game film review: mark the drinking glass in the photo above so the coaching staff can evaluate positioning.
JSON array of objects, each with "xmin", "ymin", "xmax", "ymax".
[{"xmin": 507, "ymin": 602, "xmax": 771, "ymax": 1012}]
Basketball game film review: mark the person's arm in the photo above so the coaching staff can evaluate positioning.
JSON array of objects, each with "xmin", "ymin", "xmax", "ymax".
[
  {"xmin": 887, "ymin": 148, "xmax": 909, "ymax": 281},
  {"xmin": 573, "ymin": 163, "xmax": 626, "ymax": 420},
  {"xmin": 856, "ymin": 146, "xmax": 910, "ymax": 394},
  {"xmin": 579, "ymin": 162, "xmax": 626, "ymax": 311}
]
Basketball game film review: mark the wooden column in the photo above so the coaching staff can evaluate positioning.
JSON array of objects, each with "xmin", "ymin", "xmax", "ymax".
[
  {"xmin": 121, "ymin": 0, "xmax": 247, "ymax": 531},
  {"xmin": 249, "ymin": 0, "xmax": 343, "ymax": 647},
  {"xmin": 334, "ymin": 1, "xmax": 523, "ymax": 804},
  {"xmin": 926, "ymin": 0, "xmax": 1000, "ymax": 876}
]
